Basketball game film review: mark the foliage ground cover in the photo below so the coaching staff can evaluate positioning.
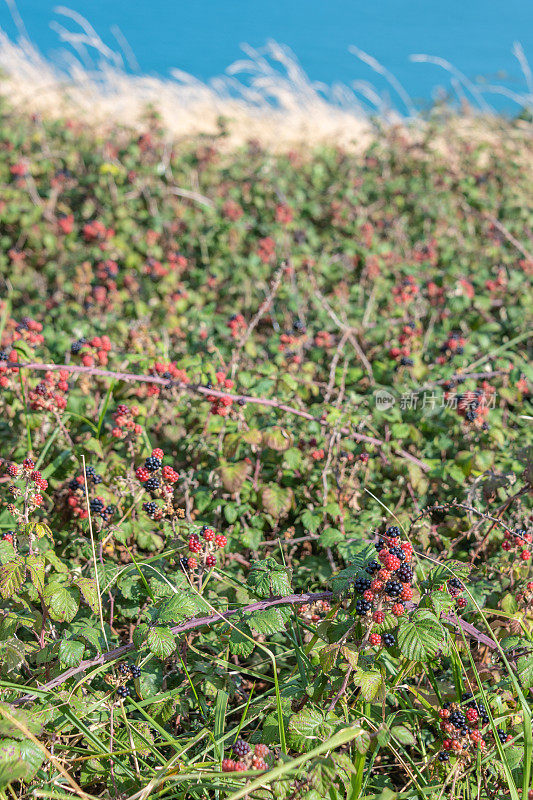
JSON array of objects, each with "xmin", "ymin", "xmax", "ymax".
[{"xmin": 0, "ymin": 98, "xmax": 531, "ymax": 799}]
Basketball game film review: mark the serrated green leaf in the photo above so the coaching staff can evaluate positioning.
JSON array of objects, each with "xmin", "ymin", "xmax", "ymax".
[
  {"xmin": 157, "ymin": 592, "xmax": 209, "ymax": 624},
  {"xmin": 0, "ymin": 704, "xmax": 43, "ymax": 739},
  {"xmin": 59, "ymin": 639, "xmax": 85, "ymax": 668},
  {"xmin": 0, "ymin": 558, "xmax": 25, "ymax": 599},
  {"xmin": 516, "ymin": 653, "xmax": 533, "ymax": 688},
  {"xmin": 75, "ymin": 577, "xmax": 99, "ymax": 613},
  {"xmin": 260, "ymin": 484, "xmax": 293, "ymax": 518},
  {"xmin": 147, "ymin": 626, "xmax": 176, "ymax": 659},
  {"xmin": 25, "ymin": 555, "xmax": 45, "ymax": 594},
  {"xmin": 228, "ymin": 621, "xmax": 255, "ymax": 657},
  {"xmin": 247, "ymin": 558, "xmax": 292, "ymax": 597},
  {"xmin": 246, "ymin": 607, "xmax": 289, "ymax": 635},
  {"xmin": 341, "ymin": 646, "xmax": 359, "ymax": 669},
  {"xmin": 422, "ymin": 589, "xmax": 456, "ymax": 617},
  {"xmin": 353, "ymin": 668, "xmax": 385, "ymax": 702},
  {"xmin": 319, "ymin": 644, "xmax": 340, "ymax": 673},
  {"xmin": 391, "ymin": 724, "xmax": 416, "ymax": 745},
  {"xmin": 0, "ymin": 739, "xmax": 26, "ymax": 787},
  {"xmin": 43, "ymin": 583, "xmax": 80, "ymax": 623},
  {"xmin": 397, "ymin": 613, "xmax": 446, "ymax": 661},
  {"xmin": 0, "ymin": 639, "xmax": 26, "ymax": 674}
]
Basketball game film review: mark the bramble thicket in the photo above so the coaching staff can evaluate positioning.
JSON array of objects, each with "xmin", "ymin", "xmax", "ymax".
[{"xmin": 0, "ymin": 101, "xmax": 531, "ymax": 799}]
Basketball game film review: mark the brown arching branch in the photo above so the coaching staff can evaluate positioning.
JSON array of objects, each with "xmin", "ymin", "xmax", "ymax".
[
  {"xmin": 8, "ymin": 360, "xmax": 430, "ymax": 472},
  {"xmin": 10, "ymin": 590, "xmax": 500, "ymax": 706},
  {"xmin": 11, "ymin": 591, "xmax": 332, "ymax": 705}
]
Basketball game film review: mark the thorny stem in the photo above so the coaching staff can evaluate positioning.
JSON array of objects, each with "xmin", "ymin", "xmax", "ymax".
[{"xmin": 11, "ymin": 589, "xmax": 502, "ymax": 706}]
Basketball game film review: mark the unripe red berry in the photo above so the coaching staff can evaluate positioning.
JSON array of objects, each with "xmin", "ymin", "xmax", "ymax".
[
  {"xmin": 371, "ymin": 580, "xmax": 384, "ymax": 593},
  {"xmin": 136, "ymin": 467, "xmax": 149, "ymax": 482},
  {"xmin": 373, "ymin": 611, "xmax": 384, "ymax": 623},
  {"xmin": 439, "ymin": 708, "xmax": 450, "ymax": 720},
  {"xmin": 221, "ymin": 759, "xmax": 236, "ymax": 772},
  {"xmin": 215, "ymin": 534, "xmax": 227, "ymax": 548},
  {"xmin": 363, "ymin": 590, "xmax": 374, "ymax": 602},
  {"xmin": 206, "ymin": 554, "xmax": 216, "ymax": 568},
  {"xmin": 466, "ymin": 708, "xmax": 478, "ymax": 722},
  {"xmin": 188, "ymin": 537, "xmax": 202, "ymax": 553},
  {"xmin": 392, "ymin": 603, "xmax": 405, "ymax": 617},
  {"xmin": 202, "ymin": 527, "xmax": 216, "ymax": 541},
  {"xmin": 451, "ymin": 739, "xmax": 462, "ymax": 751},
  {"xmin": 162, "ymin": 466, "xmax": 179, "ymax": 483},
  {"xmin": 369, "ymin": 633, "xmax": 382, "ymax": 646},
  {"xmin": 401, "ymin": 586, "xmax": 413, "ymax": 601},
  {"xmin": 152, "ymin": 448, "xmax": 164, "ymax": 459},
  {"xmin": 384, "ymin": 554, "xmax": 401, "ymax": 571},
  {"xmin": 187, "ymin": 557, "xmax": 198, "ymax": 570}
]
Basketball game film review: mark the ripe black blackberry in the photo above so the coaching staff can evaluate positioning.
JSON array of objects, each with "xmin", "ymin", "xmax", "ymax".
[
  {"xmin": 496, "ymin": 729, "xmax": 507, "ymax": 743},
  {"xmin": 375, "ymin": 538, "xmax": 386, "ymax": 551},
  {"xmin": 145, "ymin": 456, "xmax": 162, "ymax": 472},
  {"xmin": 71, "ymin": 340, "xmax": 83, "ymax": 353},
  {"xmin": 396, "ymin": 564, "xmax": 413, "ymax": 583},
  {"xmin": 389, "ymin": 545, "xmax": 406, "ymax": 561},
  {"xmin": 438, "ymin": 751, "xmax": 450, "ymax": 762},
  {"xmin": 143, "ymin": 501, "xmax": 158, "ymax": 516},
  {"xmin": 90, "ymin": 498, "xmax": 104, "ymax": 513},
  {"xmin": 355, "ymin": 599, "xmax": 371, "ymax": 615},
  {"xmin": 383, "ymin": 633, "xmax": 395, "ymax": 647},
  {"xmin": 386, "ymin": 525, "xmax": 400, "ymax": 537},
  {"xmin": 449, "ymin": 578, "xmax": 463, "ymax": 590},
  {"xmin": 465, "ymin": 409, "xmax": 476, "ymax": 422},
  {"xmin": 179, "ymin": 556, "xmax": 190, "ymax": 572},
  {"xmin": 461, "ymin": 691, "xmax": 473, "ymax": 701},
  {"xmin": 118, "ymin": 662, "xmax": 130, "ymax": 675},
  {"xmin": 365, "ymin": 559, "xmax": 381, "ymax": 574},
  {"xmin": 400, "ymin": 357, "xmax": 414, "ymax": 366},
  {"xmin": 68, "ymin": 478, "xmax": 80, "ymax": 491},
  {"xmin": 232, "ymin": 739, "xmax": 250, "ymax": 758},
  {"xmin": 117, "ymin": 686, "xmax": 130, "ymax": 699},
  {"xmin": 102, "ymin": 505, "xmax": 115, "ymax": 520},
  {"xmin": 384, "ymin": 580, "xmax": 402, "ymax": 597},
  {"xmin": 353, "ymin": 577, "xmax": 372, "ymax": 594},
  {"xmin": 92, "ymin": 474, "xmax": 103, "ymax": 485},
  {"xmin": 130, "ymin": 665, "xmax": 142, "ymax": 679},
  {"xmin": 145, "ymin": 477, "xmax": 160, "ymax": 492},
  {"xmin": 449, "ymin": 710, "xmax": 466, "ymax": 727}
]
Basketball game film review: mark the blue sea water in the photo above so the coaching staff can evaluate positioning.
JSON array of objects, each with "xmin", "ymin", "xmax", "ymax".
[{"xmin": 1, "ymin": 0, "xmax": 533, "ymax": 113}]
